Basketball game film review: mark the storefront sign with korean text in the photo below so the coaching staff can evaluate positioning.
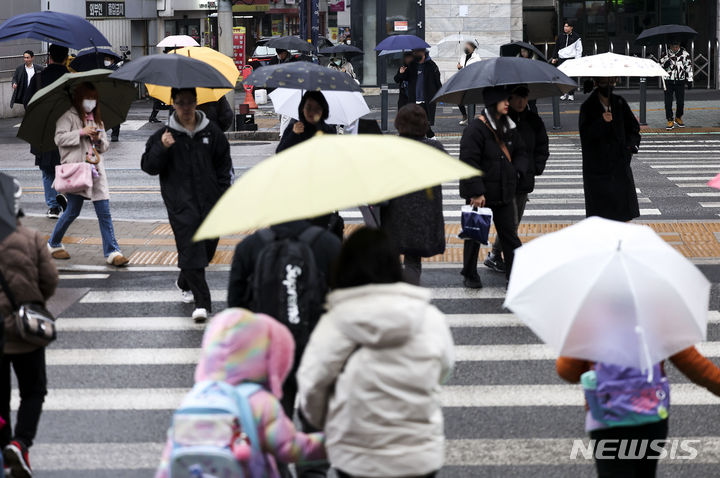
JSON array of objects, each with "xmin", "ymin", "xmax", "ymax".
[{"xmin": 86, "ymin": 1, "xmax": 125, "ymax": 18}]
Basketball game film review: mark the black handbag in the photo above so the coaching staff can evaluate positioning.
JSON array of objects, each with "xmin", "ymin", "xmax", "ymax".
[{"xmin": 0, "ymin": 269, "xmax": 56, "ymax": 347}]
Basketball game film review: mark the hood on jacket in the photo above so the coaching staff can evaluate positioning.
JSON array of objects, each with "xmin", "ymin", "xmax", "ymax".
[
  {"xmin": 194, "ymin": 308, "xmax": 295, "ymax": 398},
  {"xmin": 168, "ymin": 110, "xmax": 210, "ymax": 138},
  {"xmin": 325, "ymin": 282, "xmax": 431, "ymax": 348},
  {"xmin": 483, "ymin": 107, "xmax": 517, "ymax": 131}
]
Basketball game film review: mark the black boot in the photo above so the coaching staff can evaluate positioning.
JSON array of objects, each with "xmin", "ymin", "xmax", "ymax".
[{"xmin": 461, "ymin": 241, "xmax": 483, "ymax": 289}]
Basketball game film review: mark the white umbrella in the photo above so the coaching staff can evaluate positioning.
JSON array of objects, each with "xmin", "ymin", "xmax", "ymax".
[
  {"xmin": 268, "ymin": 88, "xmax": 370, "ymax": 126},
  {"xmin": 157, "ymin": 35, "xmax": 199, "ymax": 48},
  {"xmin": 558, "ymin": 52, "xmax": 668, "ymax": 78},
  {"xmin": 504, "ymin": 217, "xmax": 709, "ymax": 372}
]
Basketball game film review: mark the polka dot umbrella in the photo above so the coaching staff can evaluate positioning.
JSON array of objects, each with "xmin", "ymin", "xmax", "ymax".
[{"xmin": 243, "ymin": 62, "xmax": 363, "ymax": 93}]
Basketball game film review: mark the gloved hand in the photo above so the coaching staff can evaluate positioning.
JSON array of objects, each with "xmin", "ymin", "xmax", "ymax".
[{"xmin": 686, "ymin": 81, "xmax": 693, "ymax": 90}]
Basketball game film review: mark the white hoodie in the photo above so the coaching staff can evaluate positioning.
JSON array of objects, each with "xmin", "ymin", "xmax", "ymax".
[{"xmin": 297, "ymin": 282, "xmax": 454, "ymax": 477}]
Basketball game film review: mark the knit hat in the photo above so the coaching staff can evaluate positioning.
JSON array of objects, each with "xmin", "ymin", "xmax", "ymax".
[
  {"xmin": 483, "ymin": 86, "xmax": 511, "ymax": 107},
  {"xmin": 194, "ymin": 308, "xmax": 295, "ymax": 398}
]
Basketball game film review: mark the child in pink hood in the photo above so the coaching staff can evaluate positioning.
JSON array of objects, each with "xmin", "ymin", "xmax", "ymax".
[{"xmin": 155, "ymin": 308, "xmax": 326, "ymax": 477}]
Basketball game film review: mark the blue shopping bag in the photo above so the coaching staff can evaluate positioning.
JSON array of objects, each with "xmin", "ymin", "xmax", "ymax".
[{"xmin": 458, "ymin": 206, "xmax": 493, "ymax": 244}]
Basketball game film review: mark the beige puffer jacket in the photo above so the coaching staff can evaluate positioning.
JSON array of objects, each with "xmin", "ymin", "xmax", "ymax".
[
  {"xmin": 1, "ymin": 223, "xmax": 59, "ymax": 354},
  {"xmin": 54, "ymin": 107, "xmax": 110, "ymax": 201},
  {"xmin": 297, "ymin": 282, "xmax": 454, "ymax": 477}
]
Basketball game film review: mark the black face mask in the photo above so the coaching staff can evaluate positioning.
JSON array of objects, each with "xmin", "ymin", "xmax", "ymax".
[
  {"xmin": 598, "ymin": 85, "xmax": 613, "ymax": 97},
  {"xmin": 463, "ymin": 48, "xmax": 471, "ymax": 55},
  {"xmin": 414, "ymin": 54, "xmax": 424, "ymax": 62}
]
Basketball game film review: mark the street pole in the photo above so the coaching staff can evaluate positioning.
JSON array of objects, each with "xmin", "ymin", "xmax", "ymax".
[
  {"xmin": 381, "ymin": 84, "xmax": 388, "ymax": 131},
  {"xmin": 218, "ymin": 0, "xmax": 235, "ymax": 111},
  {"xmin": 639, "ymin": 77, "xmax": 647, "ymax": 125},
  {"xmin": 552, "ymin": 96, "xmax": 561, "ymax": 130}
]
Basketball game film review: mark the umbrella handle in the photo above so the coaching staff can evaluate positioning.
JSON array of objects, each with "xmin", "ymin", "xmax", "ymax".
[{"xmin": 635, "ymin": 325, "xmax": 654, "ymax": 383}]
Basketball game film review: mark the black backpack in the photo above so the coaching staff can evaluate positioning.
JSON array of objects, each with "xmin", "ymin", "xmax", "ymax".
[{"xmin": 250, "ymin": 226, "xmax": 326, "ymax": 347}]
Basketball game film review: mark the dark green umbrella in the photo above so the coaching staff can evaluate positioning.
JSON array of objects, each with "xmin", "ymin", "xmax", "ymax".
[{"xmin": 18, "ymin": 69, "xmax": 136, "ymax": 153}]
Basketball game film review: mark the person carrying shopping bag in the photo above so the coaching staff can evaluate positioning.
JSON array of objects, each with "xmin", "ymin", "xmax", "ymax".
[
  {"xmin": 0, "ymin": 176, "xmax": 59, "ymax": 478},
  {"xmin": 46, "ymin": 82, "xmax": 129, "ymax": 267}
]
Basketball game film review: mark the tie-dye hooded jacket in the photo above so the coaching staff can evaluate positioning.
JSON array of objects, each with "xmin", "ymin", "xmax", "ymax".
[{"xmin": 155, "ymin": 308, "xmax": 326, "ymax": 477}]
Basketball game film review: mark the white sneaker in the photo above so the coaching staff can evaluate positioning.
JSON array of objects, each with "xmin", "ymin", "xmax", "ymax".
[
  {"xmin": 175, "ymin": 281, "xmax": 194, "ymax": 304},
  {"xmin": 192, "ymin": 308, "xmax": 208, "ymax": 323},
  {"xmin": 458, "ymin": 118, "xmax": 468, "ymax": 125},
  {"xmin": 560, "ymin": 94, "xmax": 568, "ymax": 100},
  {"xmin": 568, "ymin": 94, "xmax": 574, "ymax": 101}
]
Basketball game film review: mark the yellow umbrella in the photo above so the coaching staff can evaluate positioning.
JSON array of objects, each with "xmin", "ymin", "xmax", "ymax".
[
  {"xmin": 194, "ymin": 135, "xmax": 481, "ymax": 240},
  {"xmin": 146, "ymin": 46, "xmax": 239, "ymax": 105}
]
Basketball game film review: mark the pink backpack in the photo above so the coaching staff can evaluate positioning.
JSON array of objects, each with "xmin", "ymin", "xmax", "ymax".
[{"xmin": 53, "ymin": 163, "xmax": 93, "ymax": 195}]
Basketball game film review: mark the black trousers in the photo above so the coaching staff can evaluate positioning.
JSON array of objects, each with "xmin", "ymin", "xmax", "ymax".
[
  {"xmin": 177, "ymin": 239, "xmax": 218, "ymax": 311},
  {"xmin": 664, "ymin": 80, "xmax": 685, "ymax": 121},
  {"xmin": 590, "ymin": 420, "xmax": 669, "ymax": 478},
  {"xmin": 110, "ymin": 124, "xmax": 120, "ymax": 139},
  {"xmin": 403, "ymin": 254, "xmax": 422, "ymax": 285},
  {"xmin": 0, "ymin": 348, "xmax": 47, "ymax": 449},
  {"xmin": 462, "ymin": 200, "xmax": 521, "ymax": 280}
]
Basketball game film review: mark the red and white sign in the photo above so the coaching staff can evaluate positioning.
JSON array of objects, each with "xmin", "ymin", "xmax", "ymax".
[
  {"xmin": 394, "ymin": 21, "xmax": 408, "ymax": 32},
  {"xmin": 232, "ymin": 28, "xmax": 246, "ymax": 69}
]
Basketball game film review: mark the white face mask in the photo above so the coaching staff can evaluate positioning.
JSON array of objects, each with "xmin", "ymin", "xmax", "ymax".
[
  {"xmin": 82, "ymin": 99, "xmax": 97, "ymax": 113},
  {"xmin": 103, "ymin": 60, "xmax": 112, "ymax": 67},
  {"xmin": 346, "ymin": 40, "xmax": 351, "ymax": 45}
]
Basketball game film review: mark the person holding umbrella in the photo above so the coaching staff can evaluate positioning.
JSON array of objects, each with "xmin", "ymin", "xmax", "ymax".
[
  {"xmin": 459, "ymin": 86, "xmax": 529, "ymax": 287},
  {"xmin": 660, "ymin": 39, "xmax": 693, "ymax": 130},
  {"xmin": 457, "ymin": 41, "xmax": 481, "ymax": 125},
  {"xmin": 47, "ymin": 82, "xmax": 129, "ymax": 267},
  {"xmin": 394, "ymin": 52, "xmax": 415, "ymax": 110},
  {"xmin": 394, "ymin": 48, "xmax": 442, "ymax": 139},
  {"xmin": 276, "ymin": 91, "xmax": 336, "ymax": 153},
  {"xmin": 269, "ymin": 48, "xmax": 296, "ymax": 65},
  {"xmin": 484, "ymin": 85, "xmax": 548, "ymax": 274},
  {"xmin": 141, "ymin": 88, "xmax": 232, "ymax": 323},
  {"xmin": 579, "ymin": 77, "xmax": 641, "ymax": 222}
]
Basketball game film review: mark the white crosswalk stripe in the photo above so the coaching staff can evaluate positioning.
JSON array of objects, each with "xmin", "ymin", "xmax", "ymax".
[{"xmin": 20, "ymin": 270, "xmax": 720, "ymax": 475}]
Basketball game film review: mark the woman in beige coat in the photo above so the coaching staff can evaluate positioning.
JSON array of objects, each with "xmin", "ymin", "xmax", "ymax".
[{"xmin": 47, "ymin": 82, "xmax": 128, "ymax": 266}]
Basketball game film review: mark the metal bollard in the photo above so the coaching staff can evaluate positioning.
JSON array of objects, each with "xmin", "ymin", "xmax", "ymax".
[
  {"xmin": 639, "ymin": 77, "xmax": 647, "ymax": 125},
  {"xmin": 380, "ymin": 84, "xmax": 389, "ymax": 131},
  {"xmin": 552, "ymin": 96, "xmax": 561, "ymax": 130}
]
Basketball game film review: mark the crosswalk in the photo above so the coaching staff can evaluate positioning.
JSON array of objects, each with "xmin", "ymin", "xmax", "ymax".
[
  {"xmin": 14, "ymin": 269, "xmax": 720, "ymax": 477},
  {"xmin": 341, "ymin": 135, "xmax": 720, "ymax": 222}
]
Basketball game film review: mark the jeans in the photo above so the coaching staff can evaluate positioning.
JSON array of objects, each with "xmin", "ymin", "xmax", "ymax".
[
  {"xmin": 590, "ymin": 420, "xmax": 669, "ymax": 478},
  {"xmin": 664, "ymin": 80, "xmax": 685, "ymax": 120},
  {"xmin": 40, "ymin": 167, "xmax": 59, "ymax": 208},
  {"xmin": 0, "ymin": 348, "xmax": 47, "ymax": 449},
  {"xmin": 492, "ymin": 193, "xmax": 528, "ymax": 256},
  {"xmin": 463, "ymin": 199, "xmax": 521, "ymax": 280},
  {"xmin": 48, "ymin": 194, "xmax": 121, "ymax": 257}
]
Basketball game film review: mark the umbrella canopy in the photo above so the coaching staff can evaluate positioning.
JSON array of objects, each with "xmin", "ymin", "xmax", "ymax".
[
  {"xmin": 69, "ymin": 47, "xmax": 120, "ymax": 72},
  {"xmin": 432, "ymin": 57, "xmax": 577, "ymax": 104},
  {"xmin": 636, "ymin": 24, "xmax": 698, "ymax": 46},
  {"xmin": 0, "ymin": 11, "xmax": 110, "ymax": 50},
  {"xmin": 0, "ymin": 173, "xmax": 17, "ymax": 244},
  {"xmin": 194, "ymin": 135, "xmax": 480, "ymax": 240},
  {"xmin": 505, "ymin": 217, "xmax": 710, "ymax": 371},
  {"xmin": 244, "ymin": 62, "xmax": 363, "ymax": 92},
  {"xmin": 318, "ymin": 44, "xmax": 364, "ymax": 58},
  {"xmin": 558, "ymin": 52, "xmax": 669, "ymax": 78},
  {"xmin": 500, "ymin": 41, "xmax": 547, "ymax": 62},
  {"xmin": 145, "ymin": 47, "xmax": 239, "ymax": 105},
  {"xmin": 707, "ymin": 173, "xmax": 720, "ymax": 190},
  {"xmin": 18, "ymin": 69, "xmax": 136, "ymax": 153},
  {"xmin": 269, "ymin": 88, "xmax": 370, "ymax": 125},
  {"xmin": 109, "ymin": 54, "xmax": 233, "ymax": 89},
  {"xmin": 157, "ymin": 35, "xmax": 199, "ymax": 48},
  {"xmin": 375, "ymin": 35, "xmax": 430, "ymax": 52},
  {"xmin": 266, "ymin": 36, "xmax": 315, "ymax": 53}
]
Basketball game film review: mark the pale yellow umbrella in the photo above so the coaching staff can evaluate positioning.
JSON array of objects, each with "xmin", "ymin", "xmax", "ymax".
[
  {"xmin": 146, "ymin": 46, "xmax": 239, "ymax": 105},
  {"xmin": 194, "ymin": 134, "xmax": 481, "ymax": 240}
]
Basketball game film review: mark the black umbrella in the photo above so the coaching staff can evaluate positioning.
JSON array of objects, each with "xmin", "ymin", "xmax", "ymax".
[
  {"xmin": 109, "ymin": 54, "xmax": 233, "ymax": 88},
  {"xmin": 244, "ymin": 62, "xmax": 363, "ymax": 92},
  {"xmin": 499, "ymin": 41, "xmax": 547, "ymax": 62},
  {"xmin": 431, "ymin": 57, "xmax": 577, "ymax": 104},
  {"xmin": 318, "ymin": 44, "xmax": 364, "ymax": 58},
  {"xmin": 636, "ymin": 25, "xmax": 697, "ymax": 46},
  {"xmin": 266, "ymin": 36, "xmax": 316, "ymax": 53},
  {"xmin": 70, "ymin": 46, "xmax": 120, "ymax": 72},
  {"xmin": 0, "ymin": 173, "xmax": 17, "ymax": 243}
]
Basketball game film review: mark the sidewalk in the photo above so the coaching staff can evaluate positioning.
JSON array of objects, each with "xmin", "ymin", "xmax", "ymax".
[{"xmin": 24, "ymin": 215, "xmax": 720, "ymax": 269}]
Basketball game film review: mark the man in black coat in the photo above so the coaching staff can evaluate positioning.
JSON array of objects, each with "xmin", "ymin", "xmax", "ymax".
[
  {"xmin": 393, "ymin": 48, "xmax": 442, "ymax": 138},
  {"xmin": 141, "ymin": 88, "xmax": 232, "ymax": 323},
  {"xmin": 579, "ymin": 77, "xmax": 640, "ymax": 222},
  {"xmin": 10, "ymin": 50, "xmax": 43, "ymax": 109},
  {"xmin": 26, "ymin": 44, "xmax": 69, "ymax": 219},
  {"xmin": 459, "ymin": 86, "xmax": 529, "ymax": 286},
  {"xmin": 485, "ymin": 85, "xmax": 548, "ymax": 273}
]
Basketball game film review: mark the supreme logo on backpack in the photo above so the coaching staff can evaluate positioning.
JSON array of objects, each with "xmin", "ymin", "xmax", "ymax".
[
  {"xmin": 251, "ymin": 226, "xmax": 326, "ymax": 346},
  {"xmin": 169, "ymin": 381, "xmax": 265, "ymax": 477}
]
